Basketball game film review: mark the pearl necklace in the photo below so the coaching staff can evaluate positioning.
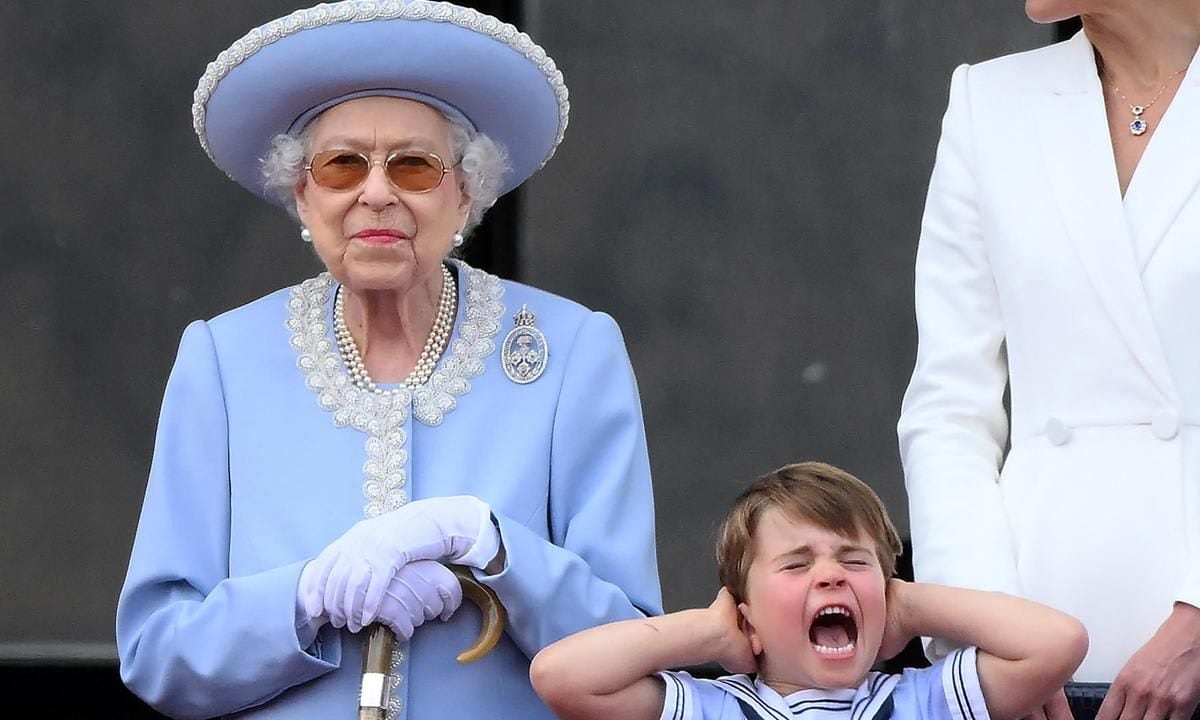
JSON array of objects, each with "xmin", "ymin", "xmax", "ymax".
[{"xmin": 333, "ymin": 264, "xmax": 457, "ymax": 394}]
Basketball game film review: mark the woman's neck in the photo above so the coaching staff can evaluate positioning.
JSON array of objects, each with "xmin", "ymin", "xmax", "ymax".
[
  {"xmin": 341, "ymin": 265, "xmax": 447, "ymax": 382},
  {"xmin": 1083, "ymin": 2, "xmax": 1200, "ymax": 88}
]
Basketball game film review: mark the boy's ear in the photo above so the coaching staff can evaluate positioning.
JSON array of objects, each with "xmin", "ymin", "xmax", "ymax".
[{"xmin": 738, "ymin": 601, "xmax": 764, "ymax": 656}]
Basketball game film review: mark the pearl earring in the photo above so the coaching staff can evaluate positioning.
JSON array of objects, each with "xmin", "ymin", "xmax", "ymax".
[
  {"xmin": 452, "ymin": 232, "xmax": 464, "ymax": 248},
  {"xmin": 300, "ymin": 227, "xmax": 313, "ymax": 243}
]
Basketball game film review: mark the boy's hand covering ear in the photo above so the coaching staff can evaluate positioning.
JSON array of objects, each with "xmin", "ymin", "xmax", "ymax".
[
  {"xmin": 711, "ymin": 588, "xmax": 758, "ymax": 674},
  {"xmin": 878, "ymin": 579, "xmax": 914, "ymax": 661}
]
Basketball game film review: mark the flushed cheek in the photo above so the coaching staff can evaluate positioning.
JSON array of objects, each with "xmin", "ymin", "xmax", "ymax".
[
  {"xmin": 860, "ymin": 610, "xmax": 884, "ymax": 651},
  {"xmin": 755, "ymin": 572, "xmax": 805, "ymax": 605},
  {"xmin": 853, "ymin": 608, "xmax": 885, "ymax": 657},
  {"xmin": 757, "ymin": 584, "xmax": 810, "ymax": 635}
]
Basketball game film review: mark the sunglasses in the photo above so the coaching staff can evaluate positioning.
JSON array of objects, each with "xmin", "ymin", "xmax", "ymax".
[{"xmin": 305, "ymin": 149, "xmax": 455, "ymax": 193}]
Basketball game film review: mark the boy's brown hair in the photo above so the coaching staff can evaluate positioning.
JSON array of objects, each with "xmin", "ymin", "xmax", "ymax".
[{"xmin": 716, "ymin": 461, "xmax": 903, "ymax": 602}]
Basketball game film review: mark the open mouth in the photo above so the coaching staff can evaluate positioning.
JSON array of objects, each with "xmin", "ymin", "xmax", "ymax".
[{"xmin": 808, "ymin": 605, "xmax": 858, "ymax": 656}]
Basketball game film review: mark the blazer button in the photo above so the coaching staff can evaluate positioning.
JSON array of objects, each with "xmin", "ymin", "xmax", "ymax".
[
  {"xmin": 1152, "ymin": 411, "xmax": 1180, "ymax": 441},
  {"xmin": 1045, "ymin": 417, "xmax": 1072, "ymax": 446}
]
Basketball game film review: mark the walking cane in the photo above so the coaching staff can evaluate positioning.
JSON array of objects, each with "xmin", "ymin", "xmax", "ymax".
[{"xmin": 358, "ymin": 565, "xmax": 507, "ymax": 719}]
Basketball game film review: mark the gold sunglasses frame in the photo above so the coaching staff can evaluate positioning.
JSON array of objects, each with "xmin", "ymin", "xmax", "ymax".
[{"xmin": 304, "ymin": 149, "xmax": 454, "ymax": 194}]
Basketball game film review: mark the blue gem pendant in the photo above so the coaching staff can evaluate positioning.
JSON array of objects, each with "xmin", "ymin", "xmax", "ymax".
[
  {"xmin": 1129, "ymin": 105, "xmax": 1148, "ymax": 136},
  {"xmin": 502, "ymin": 305, "xmax": 549, "ymax": 384}
]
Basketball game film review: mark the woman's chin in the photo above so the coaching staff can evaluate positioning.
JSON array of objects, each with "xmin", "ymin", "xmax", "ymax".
[
  {"xmin": 337, "ymin": 261, "xmax": 419, "ymax": 293},
  {"xmin": 1024, "ymin": 0, "xmax": 1079, "ymax": 24}
]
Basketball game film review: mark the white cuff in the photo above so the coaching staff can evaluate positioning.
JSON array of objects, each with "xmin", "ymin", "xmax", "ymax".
[
  {"xmin": 942, "ymin": 646, "xmax": 990, "ymax": 720},
  {"xmin": 455, "ymin": 499, "xmax": 501, "ymax": 570},
  {"xmin": 655, "ymin": 670, "xmax": 694, "ymax": 720},
  {"xmin": 1177, "ymin": 564, "xmax": 1200, "ymax": 610},
  {"xmin": 294, "ymin": 576, "xmax": 327, "ymax": 650}
]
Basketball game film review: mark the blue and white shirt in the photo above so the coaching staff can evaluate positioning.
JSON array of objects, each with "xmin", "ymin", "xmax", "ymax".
[{"xmin": 658, "ymin": 647, "xmax": 989, "ymax": 720}]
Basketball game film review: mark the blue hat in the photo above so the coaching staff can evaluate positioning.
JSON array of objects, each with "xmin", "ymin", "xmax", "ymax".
[{"xmin": 192, "ymin": 0, "xmax": 569, "ymax": 202}]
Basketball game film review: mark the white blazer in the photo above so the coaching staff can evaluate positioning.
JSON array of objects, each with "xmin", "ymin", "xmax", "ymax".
[{"xmin": 898, "ymin": 30, "xmax": 1200, "ymax": 681}]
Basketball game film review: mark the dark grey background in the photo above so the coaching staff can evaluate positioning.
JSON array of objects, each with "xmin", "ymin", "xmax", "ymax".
[
  {"xmin": 520, "ymin": 3, "xmax": 1050, "ymax": 615},
  {"xmin": 0, "ymin": 1, "xmax": 1053, "ymax": 666}
]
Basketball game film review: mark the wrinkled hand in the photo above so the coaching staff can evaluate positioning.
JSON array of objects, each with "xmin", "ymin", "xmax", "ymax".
[
  {"xmin": 1022, "ymin": 687, "xmax": 1072, "ymax": 720},
  {"xmin": 1096, "ymin": 603, "xmax": 1200, "ymax": 720},
  {"xmin": 878, "ymin": 579, "xmax": 913, "ymax": 662},
  {"xmin": 373, "ymin": 560, "xmax": 464, "ymax": 640},
  {"xmin": 711, "ymin": 588, "xmax": 757, "ymax": 674},
  {"xmin": 299, "ymin": 496, "xmax": 498, "ymax": 631}
]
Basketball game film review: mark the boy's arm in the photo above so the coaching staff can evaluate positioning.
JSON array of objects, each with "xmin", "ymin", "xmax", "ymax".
[
  {"xmin": 530, "ymin": 588, "xmax": 756, "ymax": 720},
  {"xmin": 886, "ymin": 580, "xmax": 1089, "ymax": 720}
]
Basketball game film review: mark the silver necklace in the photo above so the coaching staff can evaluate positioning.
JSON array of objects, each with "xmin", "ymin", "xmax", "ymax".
[
  {"xmin": 1107, "ymin": 66, "xmax": 1188, "ymax": 136},
  {"xmin": 333, "ymin": 264, "xmax": 457, "ymax": 394}
]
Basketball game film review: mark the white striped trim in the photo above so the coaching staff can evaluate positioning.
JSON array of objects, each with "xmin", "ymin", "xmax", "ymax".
[
  {"xmin": 657, "ymin": 671, "xmax": 692, "ymax": 720},
  {"xmin": 714, "ymin": 675, "xmax": 790, "ymax": 720},
  {"xmin": 942, "ymin": 647, "xmax": 990, "ymax": 720},
  {"xmin": 851, "ymin": 672, "xmax": 900, "ymax": 720}
]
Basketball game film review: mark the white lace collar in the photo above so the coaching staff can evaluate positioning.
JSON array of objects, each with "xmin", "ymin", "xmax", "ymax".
[{"xmin": 285, "ymin": 259, "xmax": 505, "ymax": 515}]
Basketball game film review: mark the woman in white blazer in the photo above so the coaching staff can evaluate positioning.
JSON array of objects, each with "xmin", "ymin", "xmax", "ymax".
[{"xmin": 898, "ymin": 2, "xmax": 1200, "ymax": 719}]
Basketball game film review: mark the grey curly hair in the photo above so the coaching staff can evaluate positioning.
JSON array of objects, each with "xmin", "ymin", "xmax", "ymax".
[{"xmin": 261, "ymin": 110, "xmax": 509, "ymax": 237}]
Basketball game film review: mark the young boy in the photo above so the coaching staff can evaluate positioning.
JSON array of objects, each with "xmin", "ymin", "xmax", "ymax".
[{"xmin": 531, "ymin": 461, "xmax": 1088, "ymax": 720}]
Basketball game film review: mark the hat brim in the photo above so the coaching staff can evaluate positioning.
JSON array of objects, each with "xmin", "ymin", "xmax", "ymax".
[{"xmin": 195, "ymin": 3, "xmax": 568, "ymax": 202}]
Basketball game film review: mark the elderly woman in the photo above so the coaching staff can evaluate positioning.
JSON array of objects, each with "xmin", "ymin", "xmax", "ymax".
[
  {"xmin": 115, "ymin": 3, "xmax": 661, "ymax": 719},
  {"xmin": 898, "ymin": 2, "xmax": 1200, "ymax": 720}
]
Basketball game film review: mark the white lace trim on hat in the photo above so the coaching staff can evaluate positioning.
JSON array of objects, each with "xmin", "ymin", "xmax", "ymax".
[{"xmin": 192, "ymin": 0, "xmax": 569, "ymax": 163}]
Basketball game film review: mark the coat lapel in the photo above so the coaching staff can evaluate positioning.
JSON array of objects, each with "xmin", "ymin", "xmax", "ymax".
[
  {"xmin": 1035, "ymin": 31, "xmax": 1177, "ymax": 399},
  {"xmin": 1122, "ymin": 44, "xmax": 1200, "ymax": 271}
]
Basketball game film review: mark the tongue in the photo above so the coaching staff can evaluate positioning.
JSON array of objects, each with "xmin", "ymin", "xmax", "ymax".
[{"xmin": 813, "ymin": 624, "xmax": 850, "ymax": 648}]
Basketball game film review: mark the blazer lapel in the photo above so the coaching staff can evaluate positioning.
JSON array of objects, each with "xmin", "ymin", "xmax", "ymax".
[
  {"xmin": 1035, "ymin": 31, "xmax": 1177, "ymax": 399},
  {"xmin": 1122, "ymin": 44, "xmax": 1200, "ymax": 271}
]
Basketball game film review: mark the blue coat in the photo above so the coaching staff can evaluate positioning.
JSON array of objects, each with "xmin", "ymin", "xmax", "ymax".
[{"xmin": 116, "ymin": 261, "xmax": 663, "ymax": 719}]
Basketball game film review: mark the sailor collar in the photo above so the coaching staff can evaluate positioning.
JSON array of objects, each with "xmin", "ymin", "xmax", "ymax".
[{"xmin": 711, "ymin": 672, "xmax": 901, "ymax": 720}]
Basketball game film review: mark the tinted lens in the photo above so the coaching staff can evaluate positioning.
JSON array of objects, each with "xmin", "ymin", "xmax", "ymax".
[
  {"xmin": 386, "ymin": 152, "xmax": 445, "ymax": 192},
  {"xmin": 310, "ymin": 151, "xmax": 369, "ymax": 190}
]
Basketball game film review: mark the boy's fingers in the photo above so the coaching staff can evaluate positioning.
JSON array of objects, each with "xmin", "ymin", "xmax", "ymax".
[{"xmin": 1044, "ymin": 688, "xmax": 1072, "ymax": 720}]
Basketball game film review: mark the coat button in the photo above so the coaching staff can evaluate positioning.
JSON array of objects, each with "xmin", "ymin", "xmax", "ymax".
[
  {"xmin": 1045, "ymin": 417, "xmax": 1072, "ymax": 446},
  {"xmin": 1152, "ymin": 411, "xmax": 1180, "ymax": 441}
]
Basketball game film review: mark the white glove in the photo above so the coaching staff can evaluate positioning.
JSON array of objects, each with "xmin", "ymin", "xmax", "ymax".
[
  {"xmin": 373, "ymin": 560, "xmax": 464, "ymax": 639},
  {"xmin": 298, "ymin": 495, "xmax": 498, "ymax": 630}
]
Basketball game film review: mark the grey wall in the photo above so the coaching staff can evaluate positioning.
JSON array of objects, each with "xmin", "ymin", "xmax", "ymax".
[
  {"xmin": 2, "ymin": 0, "xmax": 363, "ymax": 660},
  {"xmin": 0, "ymin": 2, "xmax": 1051, "ymax": 658},
  {"xmin": 519, "ymin": 3, "xmax": 1051, "ymax": 613}
]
